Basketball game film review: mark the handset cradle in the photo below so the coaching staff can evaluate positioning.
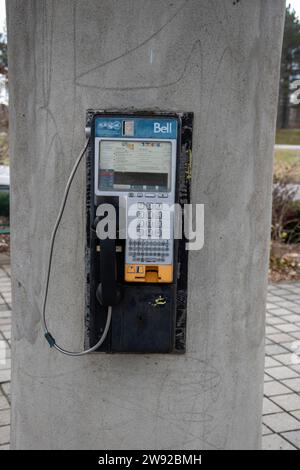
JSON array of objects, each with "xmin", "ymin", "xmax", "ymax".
[{"xmin": 96, "ymin": 238, "xmax": 122, "ymax": 306}]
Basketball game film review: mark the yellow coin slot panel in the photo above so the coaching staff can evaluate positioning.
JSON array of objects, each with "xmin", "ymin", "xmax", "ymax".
[{"xmin": 125, "ymin": 264, "xmax": 173, "ymax": 283}]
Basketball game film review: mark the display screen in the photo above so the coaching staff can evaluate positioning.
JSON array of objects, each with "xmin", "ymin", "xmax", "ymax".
[{"xmin": 98, "ymin": 140, "xmax": 172, "ymax": 192}]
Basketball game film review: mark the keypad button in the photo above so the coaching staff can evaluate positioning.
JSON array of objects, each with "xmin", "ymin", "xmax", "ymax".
[
  {"xmin": 138, "ymin": 203, "xmax": 144, "ymax": 210},
  {"xmin": 145, "ymin": 193, "xmax": 155, "ymax": 198}
]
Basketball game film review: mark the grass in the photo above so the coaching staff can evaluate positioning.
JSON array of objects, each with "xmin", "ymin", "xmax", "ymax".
[
  {"xmin": 276, "ymin": 129, "xmax": 300, "ymax": 145},
  {"xmin": 274, "ymin": 129, "xmax": 300, "ymax": 183},
  {"xmin": 274, "ymin": 148, "xmax": 300, "ymax": 183},
  {"xmin": 0, "ymin": 131, "xmax": 8, "ymax": 166}
]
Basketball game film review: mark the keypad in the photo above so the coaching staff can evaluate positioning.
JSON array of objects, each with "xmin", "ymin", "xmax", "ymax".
[
  {"xmin": 128, "ymin": 239, "xmax": 170, "ymax": 263},
  {"xmin": 127, "ymin": 198, "xmax": 173, "ymax": 264}
]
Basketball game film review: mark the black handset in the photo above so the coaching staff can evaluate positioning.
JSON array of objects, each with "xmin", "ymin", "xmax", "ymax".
[{"xmin": 96, "ymin": 238, "xmax": 122, "ymax": 306}]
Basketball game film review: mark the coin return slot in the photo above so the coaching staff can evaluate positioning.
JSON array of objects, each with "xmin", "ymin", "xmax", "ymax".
[{"xmin": 145, "ymin": 266, "xmax": 159, "ymax": 283}]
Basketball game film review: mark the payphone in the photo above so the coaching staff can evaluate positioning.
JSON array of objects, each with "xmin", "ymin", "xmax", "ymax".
[
  {"xmin": 43, "ymin": 110, "xmax": 193, "ymax": 355},
  {"xmin": 85, "ymin": 111, "xmax": 193, "ymax": 354}
]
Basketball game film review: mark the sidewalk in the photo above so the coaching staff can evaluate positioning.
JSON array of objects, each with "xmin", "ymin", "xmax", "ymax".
[
  {"xmin": 0, "ymin": 264, "xmax": 300, "ymax": 450},
  {"xmin": 0, "ymin": 262, "xmax": 11, "ymax": 451},
  {"xmin": 264, "ymin": 283, "xmax": 300, "ymax": 450}
]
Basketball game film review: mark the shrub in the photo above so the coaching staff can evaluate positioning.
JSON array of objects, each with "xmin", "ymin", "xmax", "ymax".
[{"xmin": 0, "ymin": 191, "xmax": 9, "ymax": 218}]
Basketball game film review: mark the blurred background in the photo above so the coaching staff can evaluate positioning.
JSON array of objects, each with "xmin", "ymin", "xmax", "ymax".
[
  {"xmin": 272, "ymin": 1, "xmax": 300, "ymax": 281},
  {"xmin": 1, "ymin": 2, "xmax": 300, "ymax": 282}
]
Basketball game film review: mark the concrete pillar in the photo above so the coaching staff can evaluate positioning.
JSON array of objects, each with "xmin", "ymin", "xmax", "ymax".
[{"xmin": 7, "ymin": 0, "xmax": 285, "ymax": 450}]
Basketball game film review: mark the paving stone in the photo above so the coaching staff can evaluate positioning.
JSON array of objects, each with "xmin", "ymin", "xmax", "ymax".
[
  {"xmin": 290, "ymin": 364, "xmax": 300, "ymax": 374},
  {"xmin": 0, "ymin": 311, "xmax": 11, "ymax": 319},
  {"xmin": 284, "ymin": 314, "xmax": 300, "ymax": 323},
  {"xmin": 0, "ymin": 305, "xmax": 10, "ymax": 312},
  {"xmin": 266, "ymin": 366, "xmax": 299, "ymax": 380},
  {"xmin": 267, "ymin": 317, "xmax": 288, "ymax": 326},
  {"xmin": 0, "ymin": 325, "xmax": 11, "ymax": 332},
  {"xmin": 267, "ymin": 289, "xmax": 290, "ymax": 305},
  {"xmin": 266, "ymin": 326, "xmax": 279, "ymax": 335},
  {"xmin": 264, "ymin": 412, "xmax": 300, "ymax": 433},
  {"xmin": 271, "ymin": 393, "xmax": 300, "ymax": 412},
  {"xmin": 283, "ymin": 294, "xmax": 300, "ymax": 300},
  {"xmin": 0, "ymin": 409, "xmax": 10, "ymax": 426},
  {"xmin": 1, "ymin": 382, "xmax": 10, "ymax": 398},
  {"xmin": 264, "ymin": 373, "xmax": 274, "ymax": 382},
  {"xmin": 0, "ymin": 425, "xmax": 10, "ymax": 445},
  {"xmin": 280, "ymin": 430, "xmax": 300, "ymax": 449},
  {"xmin": 277, "ymin": 324, "xmax": 300, "ymax": 333},
  {"xmin": 282, "ymin": 378, "xmax": 300, "ymax": 393},
  {"xmin": 264, "ymin": 381, "xmax": 293, "ymax": 397},
  {"xmin": 267, "ymin": 333, "xmax": 296, "ymax": 343},
  {"xmin": 262, "ymin": 433, "xmax": 297, "ymax": 450},
  {"xmin": 0, "ymin": 360, "xmax": 11, "ymax": 371},
  {"xmin": 263, "ymin": 397, "xmax": 282, "ymax": 415},
  {"xmin": 265, "ymin": 344, "xmax": 290, "ymax": 356},
  {"xmin": 290, "ymin": 331, "xmax": 300, "ymax": 340},
  {"xmin": 288, "ymin": 306, "xmax": 300, "ymax": 314},
  {"xmin": 268, "ymin": 288, "xmax": 291, "ymax": 295},
  {"xmin": 273, "ymin": 353, "xmax": 296, "ymax": 365},
  {"xmin": 276, "ymin": 341, "xmax": 299, "ymax": 352},
  {"xmin": 291, "ymin": 411, "xmax": 300, "ymax": 420},
  {"xmin": 270, "ymin": 307, "xmax": 293, "ymax": 316},
  {"xmin": 3, "ymin": 349, "xmax": 10, "ymax": 359},
  {"xmin": 0, "ymin": 394, "xmax": 9, "ymax": 410},
  {"xmin": 265, "ymin": 357, "xmax": 282, "ymax": 368},
  {"xmin": 262, "ymin": 424, "xmax": 273, "ymax": 435},
  {"xmin": 266, "ymin": 303, "xmax": 279, "ymax": 310},
  {"xmin": 267, "ymin": 296, "xmax": 283, "ymax": 302},
  {"xmin": 0, "ymin": 369, "xmax": 10, "ymax": 383}
]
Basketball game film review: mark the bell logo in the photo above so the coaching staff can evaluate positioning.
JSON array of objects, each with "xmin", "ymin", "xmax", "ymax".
[{"xmin": 154, "ymin": 122, "xmax": 172, "ymax": 134}]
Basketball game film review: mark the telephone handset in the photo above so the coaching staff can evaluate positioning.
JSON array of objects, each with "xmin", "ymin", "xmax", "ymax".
[{"xmin": 96, "ymin": 238, "xmax": 122, "ymax": 306}]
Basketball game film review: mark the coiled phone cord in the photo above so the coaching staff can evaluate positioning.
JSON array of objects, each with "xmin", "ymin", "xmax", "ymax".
[{"xmin": 42, "ymin": 139, "xmax": 112, "ymax": 356}]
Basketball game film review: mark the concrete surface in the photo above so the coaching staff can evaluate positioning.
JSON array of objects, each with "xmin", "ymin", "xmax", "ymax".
[
  {"xmin": 7, "ymin": 0, "xmax": 285, "ymax": 450},
  {"xmin": 2, "ymin": 271, "xmax": 300, "ymax": 450}
]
